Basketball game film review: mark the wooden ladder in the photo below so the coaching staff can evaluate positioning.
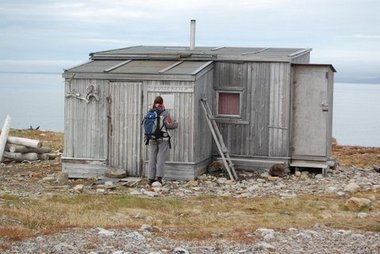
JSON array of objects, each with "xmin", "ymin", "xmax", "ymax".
[{"xmin": 200, "ymin": 98, "xmax": 238, "ymax": 180}]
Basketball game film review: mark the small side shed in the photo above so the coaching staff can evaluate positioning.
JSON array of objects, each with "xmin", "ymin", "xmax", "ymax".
[{"xmin": 62, "ymin": 46, "xmax": 335, "ymax": 179}]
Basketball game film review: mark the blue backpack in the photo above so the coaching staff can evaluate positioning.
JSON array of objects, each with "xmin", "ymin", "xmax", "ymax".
[{"xmin": 142, "ymin": 109, "xmax": 164, "ymax": 144}]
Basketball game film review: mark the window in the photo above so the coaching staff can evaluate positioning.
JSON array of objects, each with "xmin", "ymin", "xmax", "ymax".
[{"xmin": 217, "ymin": 91, "xmax": 241, "ymax": 117}]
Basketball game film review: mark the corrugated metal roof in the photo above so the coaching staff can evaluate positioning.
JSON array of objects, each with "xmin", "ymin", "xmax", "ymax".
[{"xmin": 90, "ymin": 46, "xmax": 311, "ymax": 62}]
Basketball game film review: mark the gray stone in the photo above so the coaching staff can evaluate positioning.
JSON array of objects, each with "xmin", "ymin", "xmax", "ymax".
[
  {"xmin": 326, "ymin": 186, "xmax": 338, "ymax": 193},
  {"xmin": 357, "ymin": 212, "xmax": 369, "ymax": 218},
  {"xmin": 345, "ymin": 197, "xmax": 372, "ymax": 211},
  {"xmin": 105, "ymin": 168, "xmax": 127, "ymax": 178},
  {"xmin": 256, "ymin": 242, "xmax": 276, "ymax": 251},
  {"xmin": 98, "ymin": 228, "xmax": 115, "ymax": 236},
  {"xmin": 73, "ymin": 184, "xmax": 84, "ymax": 193},
  {"xmin": 217, "ymin": 177, "xmax": 228, "ymax": 184},
  {"xmin": 151, "ymin": 181, "xmax": 162, "ymax": 187},
  {"xmin": 42, "ymin": 175, "xmax": 56, "ymax": 182},
  {"xmin": 130, "ymin": 190, "xmax": 142, "ymax": 195},
  {"xmin": 173, "ymin": 247, "xmax": 189, "ymax": 254},
  {"xmin": 256, "ymin": 228, "xmax": 274, "ymax": 235},
  {"xmin": 344, "ymin": 182, "xmax": 360, "ymax": 193},
  {"xmin": 143, "ymin": 190, "xmax": 159, "ymax": 197},
  {"xmin": 56, "ymin": 172, "xmax": 69, "ymax": 185},
  {"xmin": 53, "ymin": 243, "xmax": 75, "ymax": 252},
  {"xmin": 105, "ymin": 181, "xmax": 117, "ymax": 190},
  {"xmin": 296, "ymin": 232, "xmax": 312, "ymax": 240},
  {"xmin": 140, "ymin": 224, "xmax": 152, "ymax": 232}
]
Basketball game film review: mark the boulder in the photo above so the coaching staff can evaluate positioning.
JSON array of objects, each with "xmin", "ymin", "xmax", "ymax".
[
  {"xmin": 105, "ymin": 168, "xmax": 127, "ymax": 178},
  {"xmin": 345, "ymin": 197, "xmax": 372, "ymax": 211},
  {"xmin": 344, "ymin": 182, "xmax": 361, "ymax": 193}
]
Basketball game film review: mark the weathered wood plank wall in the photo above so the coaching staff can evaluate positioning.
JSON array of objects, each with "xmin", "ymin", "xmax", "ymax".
[
  {"xmin": 213, "ymin": 62, "xmax": 291, "ymax": 158},
  {"xmin": 64, "ymin": 79, "xmax": 108, "ymax": 160},
  {"xmin": 142, "ymin": 80, "xmax": 195, "ymax": 165},
  {"xmin": 108, "ymin": 82, "xmax": 142, "ymax": 175},
  {"xmin": 269, "ymin": 63, "xmax": 291, "ymax": 157},
  {"xmin": 248, "ymin": 63, "xmax": 270, "ymax": 156},
  {"xmin": 194, "ymin": 68, "xmax": 214, "ymax": 163}
]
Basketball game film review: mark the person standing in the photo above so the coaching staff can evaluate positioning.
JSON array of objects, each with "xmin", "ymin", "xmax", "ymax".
[{"xmin": 146, "ymin": 96, "xmax": 178, "ymax": 186}]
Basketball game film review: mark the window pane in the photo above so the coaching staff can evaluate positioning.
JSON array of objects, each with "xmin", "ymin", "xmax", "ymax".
[{"xmin": 218, "ymin": 93, "xmax": 240, "ymax": 115}]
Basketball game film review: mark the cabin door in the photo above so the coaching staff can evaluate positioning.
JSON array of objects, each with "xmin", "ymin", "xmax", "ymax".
[
  {"xmin": 108, "ymin": 82, "xmax": 143, "ymax": 176},
  {"xmin": 291, "ymin": 65, "xmax": 334, "ymax": 160}
]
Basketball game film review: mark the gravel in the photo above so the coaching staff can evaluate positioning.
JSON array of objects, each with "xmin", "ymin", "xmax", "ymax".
[
  {"xmin": 4, "ymin": 226, "xmax": 379, "ymax": 254},
  {"xmin": 1, "ymin": 166, "xmax": 380, "ymax": 253}
]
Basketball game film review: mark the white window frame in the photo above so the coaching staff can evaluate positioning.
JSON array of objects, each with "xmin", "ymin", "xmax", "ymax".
[{"xmin": 216, "ymin": 90, "xmax": 242, "ymax": 118}]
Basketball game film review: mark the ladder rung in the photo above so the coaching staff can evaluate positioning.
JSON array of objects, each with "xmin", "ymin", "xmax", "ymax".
[{"xmin": 201, "ymin": 97, "xmax": 238, "ymax": 181}]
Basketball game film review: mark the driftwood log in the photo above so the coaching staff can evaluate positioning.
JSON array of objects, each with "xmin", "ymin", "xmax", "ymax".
[
  {"xmin": 0, "ymin": 115, "xmax": 11, "ymax": 162},
  {"xmin": 7, "ymin": 136, "xmax": 42, "ymax": 148},
  {"xmin": 0, "ymin": 121, "xmax": 57, "ymax": 163},
  {"xmin": 3, "ymin": 152, "xmax": 38, "ymax": 162},
  {"xmin": 5, "ymin": 144, "xmax": 51, "ymax": 154}
]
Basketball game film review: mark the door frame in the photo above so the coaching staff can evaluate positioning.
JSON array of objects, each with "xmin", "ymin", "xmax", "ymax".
[
  {"xmin": 107, "ymin": 81, "xmax": 143, "ymax": 176},
  {"xmin": 290, "ymin": 64, "xmax": 335, "ymax": 161}
]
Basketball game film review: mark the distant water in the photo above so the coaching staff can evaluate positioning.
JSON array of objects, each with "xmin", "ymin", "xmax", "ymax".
[
  {"xmin": 0, "ymin": 73, "xmax": 379, "ymax": 147},
  {"xmin": 333, "ymin": 83, "xmax": 380, "ymax": 147},
  {"xmin": 0, "ymin": 73, "xmax": 64, "ymax": 131}
]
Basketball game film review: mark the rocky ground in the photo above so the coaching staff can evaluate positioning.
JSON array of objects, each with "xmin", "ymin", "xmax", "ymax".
[{"xmin": 1, "ymin": 130, "xmax": 380, "ymax": 253}]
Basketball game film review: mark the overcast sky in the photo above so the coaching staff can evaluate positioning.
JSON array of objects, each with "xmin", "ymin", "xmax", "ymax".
[{"xmin": 1, "ymin": 0, "xmax": 379, "ymax": 83}]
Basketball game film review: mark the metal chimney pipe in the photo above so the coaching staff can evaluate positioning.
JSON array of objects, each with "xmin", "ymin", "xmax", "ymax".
[{"xmin": 190, "ymin": 19, "xmax": 196, "ymax": 50}]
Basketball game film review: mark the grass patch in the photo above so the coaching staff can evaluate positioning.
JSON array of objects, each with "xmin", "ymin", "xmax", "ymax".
[{"xmin": 0, "ymin": 193, "xmax": 379, "ymax": 242}]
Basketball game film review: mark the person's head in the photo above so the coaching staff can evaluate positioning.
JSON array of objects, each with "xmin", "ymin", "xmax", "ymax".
[{"xmin": 153, "ymin": 96, "xmax": 164, "ymax": 108}]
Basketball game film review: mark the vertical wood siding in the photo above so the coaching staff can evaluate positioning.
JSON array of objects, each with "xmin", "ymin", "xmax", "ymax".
[
  {"xmin": 64, "ymin": 79, "xmax": 108, "ymax": 159},
  {"xmin": 213, "ymin": 62, "xmax": 291, "ymax": 158},
  {"xmin": 269, "ymin": 63, "xmax": 291, "ymax": 157},
  {"xmin": 214, "ymin": 62, "xmax": 246, "ymax": 88},
  {"xmin": 247, "ymin": 63, "xmax": 270, "ymax": 156},
  {"xmin": 194, "ymin": 69, "xmax": 214, "ymax": 163},
  {"xmin": 142, "ymin": 80, "xmax": 195, "ymax": 164},
  {"xmin": 108, "ymin": 82, "xmax": 142, "ymax": 175}
]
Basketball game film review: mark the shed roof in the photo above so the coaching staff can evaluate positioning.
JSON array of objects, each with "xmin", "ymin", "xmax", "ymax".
[
  {"xmin": 64, "ymin": 45, "xmax": 313, "ymax": 78},
  {"xmin": 90, "ymin": 46, "xmax": 311, "ymax": 62},
  {"xmin": 65, "ymin": 59, "xmax": 213, "ymax": 76}
]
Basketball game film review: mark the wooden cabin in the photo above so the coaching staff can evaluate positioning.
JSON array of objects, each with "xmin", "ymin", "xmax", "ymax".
[{"xmin": 62, "ymin": 46, "xmax": 335, "ymax": 179}]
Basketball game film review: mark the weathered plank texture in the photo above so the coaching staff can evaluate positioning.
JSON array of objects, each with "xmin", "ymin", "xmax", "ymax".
[
  {"xmin": 248, "ymin": 63, "xmax": 270, "ymax": 156},
  {"xmin": 108, "ymin": 82, "xmax": 142, "ymax": 176},
  {"xmin": 269, "ymin": 63, "xmax": 291, "ymax": 157},
  {"xmin": 213, "ymin": 62, "xmax": 291, "ymax": 158},
  {"xmin": 64, "ymin": 79, "xmax": 108, "ymax": 160},
  {"xmin": 194, "ymin": 68, "xmax": 214, "ymax": 163},
  {"xmin": 291, "ymin": 65, "xmax": 334, "ymax": 160},
  {"xmin": 142, "ymin": 80, "xmax": 195, "ymax": 165}
]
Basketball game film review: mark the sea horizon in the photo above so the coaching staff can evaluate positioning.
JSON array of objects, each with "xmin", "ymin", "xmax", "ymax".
[{"xmin": 0, "ymin": 72, "xmax": 379, "ymax": 147}]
